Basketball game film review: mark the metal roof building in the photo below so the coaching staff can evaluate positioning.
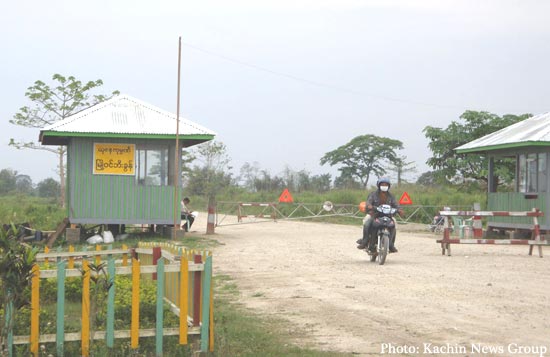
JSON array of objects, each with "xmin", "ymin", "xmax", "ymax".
[
  {"xmin": 39, "ymin": 94, "xmax": 216, "ymax": 236},
  {"xmin": 455, "ymin": 112, "xmax": 550, "ymax": 231}
]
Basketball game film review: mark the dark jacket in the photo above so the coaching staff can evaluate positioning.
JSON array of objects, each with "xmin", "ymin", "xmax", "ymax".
[{"xmin": 366, "ymin": 190, "xmax": 400, "ymax": 215}]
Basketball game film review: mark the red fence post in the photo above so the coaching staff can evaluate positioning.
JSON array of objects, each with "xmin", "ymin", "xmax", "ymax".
[
  {"xmin": 152, "ymin": 246, "xmax": 161, "ymax": 280},
  {"xmin": 530, "ymin": 208, "xmax": 543, "ymax": 257}
]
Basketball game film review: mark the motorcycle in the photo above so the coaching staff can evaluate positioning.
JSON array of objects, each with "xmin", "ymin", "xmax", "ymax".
[
  {"xmin": 367, "ymin": 204, "xmax": 397, "ymax": 265},
  {"xmin": 428, "ymin": 207, "xmax": 451, "ymax": 234},
  {"xmin": 428, "ymin": 214, "xmax": 445, "ymax": 233}
]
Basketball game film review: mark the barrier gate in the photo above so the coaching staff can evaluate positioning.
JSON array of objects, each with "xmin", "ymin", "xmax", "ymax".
[{"xmin": 437, "ymin": 208, "xmax": 550, "ymax": 257}]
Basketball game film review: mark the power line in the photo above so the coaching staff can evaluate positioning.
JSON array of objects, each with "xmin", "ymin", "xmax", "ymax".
[{"xmin": 181, "ymin": 41, "xmax": 468, "ymax": 111}]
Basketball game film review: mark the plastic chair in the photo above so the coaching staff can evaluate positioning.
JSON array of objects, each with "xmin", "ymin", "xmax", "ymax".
[{"xmin": 453, "ymin": 216, "xmax": 473, "ymax": 238}]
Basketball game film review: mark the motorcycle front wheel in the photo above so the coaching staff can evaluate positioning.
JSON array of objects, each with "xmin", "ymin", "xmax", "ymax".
[
  {"xmin": 369, "ymin": 251, "xmax": 377, "ymax": 262},
  {"xmin": 377, "ymin": 232, "xmax": 389, "ymax": 265}
]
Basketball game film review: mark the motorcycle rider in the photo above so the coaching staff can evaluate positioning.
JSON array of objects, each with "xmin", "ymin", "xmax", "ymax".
[{"xmin": 356, "ymin": 177, "xmax": 403, "ymax": 253}]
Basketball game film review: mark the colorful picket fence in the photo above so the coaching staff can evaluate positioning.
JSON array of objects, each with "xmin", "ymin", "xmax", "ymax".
[{"xmin": 6, "ymin": 242, "xmax": 213, "ymax": 356}]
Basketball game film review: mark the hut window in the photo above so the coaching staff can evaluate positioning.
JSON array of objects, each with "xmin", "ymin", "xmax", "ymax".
[
  {"xmin": 518, "ymin": 153, "xmax": 545, "ymax": 193},
  {"xmin": 136, "ymin": 146, "xmax": 169, "ymax": 186},
  {"xmin": 539, "ymin": 153, "xmax": 547, "ymax": 192}
]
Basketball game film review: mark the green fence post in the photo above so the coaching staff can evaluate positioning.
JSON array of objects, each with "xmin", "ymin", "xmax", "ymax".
[
  {"xmin": 200, "ymin": 255, "xmax": 212, "ymax": 352},
  {"xmin": 56, "ymin": 246, "xmax": 63, "ymax": 263},
  {"xmin": 156, "ymin": 259, "xmax": 165, "ymax": 356},
  {"xmin": 56, "ymin": 260, "xmax": 67, "ymax": 356},
  {"xmin": 5, "ymin": 299, "xmax": 13, "ymax": 357}
]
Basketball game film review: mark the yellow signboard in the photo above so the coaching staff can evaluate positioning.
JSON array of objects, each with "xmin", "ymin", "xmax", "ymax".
[{"xmin": 93, "ymin": 143, "xmax": 135, "ymax": 175}]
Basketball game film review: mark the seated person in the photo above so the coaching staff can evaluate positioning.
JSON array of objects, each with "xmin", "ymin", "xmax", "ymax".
[{"xmin": 181, "ymin": 197, "xmax": 195, "ymax": 231}]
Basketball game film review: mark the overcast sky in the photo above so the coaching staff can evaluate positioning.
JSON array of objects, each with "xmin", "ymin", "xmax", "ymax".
[{"xmin": 2, "ymin": 0, "xmax": 550, "ymax": 185}]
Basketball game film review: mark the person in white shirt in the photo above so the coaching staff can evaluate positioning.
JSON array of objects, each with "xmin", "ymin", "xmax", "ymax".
[{"xmin": 181, "ymin": 197, "xmax": 195, "ymax": 231}]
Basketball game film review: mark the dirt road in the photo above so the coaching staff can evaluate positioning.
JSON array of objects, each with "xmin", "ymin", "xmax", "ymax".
[{"xmin": 194, "ymin": 214, "xmax": 550, "ymax": 356}]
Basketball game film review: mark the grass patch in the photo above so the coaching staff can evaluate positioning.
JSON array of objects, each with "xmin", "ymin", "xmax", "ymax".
[{"xmin": 212, "ymin": 275, "xmax": 353, "ymax": 357}]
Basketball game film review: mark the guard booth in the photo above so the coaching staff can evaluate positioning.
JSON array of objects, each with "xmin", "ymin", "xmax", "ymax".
[
  {"xmin": 39, "ymin": 94, "xmax": 215, "ymax": 236},
  {"xmin": 456, "ymin": 112, "xmax": 550, "ymax": 233}
]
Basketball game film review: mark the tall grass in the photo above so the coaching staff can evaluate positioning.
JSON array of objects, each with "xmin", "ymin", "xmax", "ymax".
[
  {"xmin": 213, "ymin": 184, "xmax": 486, "ymax": 206},
  {"xmin": 0, "ymin": 184, "xmax": 487, "ymax": 231},
  {"xmin": 210, "ymin": 185, "xmax": 487, "ymax": 224},
  {"xmin": 0, "ymin": 195, "xmax": 65, "ymax": 230}
]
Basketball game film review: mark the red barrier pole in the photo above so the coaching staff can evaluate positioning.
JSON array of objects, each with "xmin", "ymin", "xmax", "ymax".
[
  {"xmin": 207, "ymin": 205, "xmax": 216, "ymax": 234},
  {"xmin": 473, "ymin": 214, "xmax": 483, "ymax": 238}
]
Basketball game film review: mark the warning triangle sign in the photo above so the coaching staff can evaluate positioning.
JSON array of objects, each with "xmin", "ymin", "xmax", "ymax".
[
  {"xmin": 399, "ymin": 192, "xmax": 413, "ymax": 205},
  {"xmin": 279, "ymin": 188, "xmax": 294, "ymax": 203}
]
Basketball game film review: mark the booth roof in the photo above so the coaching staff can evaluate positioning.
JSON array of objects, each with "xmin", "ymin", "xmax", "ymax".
[
  {"xmin": 456, "ymin": 111, "xmax": 550, "ymax": 154},
  {"xmin": 39, "ymin": 94, "xmax": 216, "ymax": 145}
]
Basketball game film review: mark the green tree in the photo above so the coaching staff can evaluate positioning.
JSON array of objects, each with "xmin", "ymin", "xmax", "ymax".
[
  {"xmin": 238, "ymin": 161, "xmax": 261, "ymax": 191},
  {"xmin": 423, "ymin": 110, "xmax": 531, "ymax": 186},
  {"xmin": 333, "ymin": 173, "xmax": 362, "ymax": 190},
  {"xmin": 10, "ymin": 74, "xmax": 119, "ymax": 207},
  {"xmin": 180, "ymin": 150, "xmax": 196, "ymax": 182},
  {"xmin": 0, "ymin": 169, "xmax": 17, "ymax": 195},
  {"xmin": 15, "ymin": 174, "xmax": 33, "ymax": 195},
  {"xmin": 387, "ymin": 155, "xmax": 416, "ymax": 187},
  {"xmin": 320, "ymin": 134, "xmax": 403, "ymax": 188},
  {"xmin": 281, "ymin": 166, "xmax": 315, "ymax": 192},
  {"xmin": 186, "ymin": 140, "xmax": 233, "ymax": 201},
  {"xmin": 37, "ymin": 177, "xmax": 61, "ymax": 198},
  {"xmin": 310, "ymin": 173, "xmax": 332, "ymax": 192},
  {"xmin": 253, "ymin": 170, "xmax": 285, "ymax": 192},
  {"xmin": 416, "ymin": 171, "xmax": 446, "ymax": 187}
]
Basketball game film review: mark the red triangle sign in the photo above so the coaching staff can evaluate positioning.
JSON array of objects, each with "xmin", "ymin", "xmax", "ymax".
[
  {"xmin": 279, "ymin": 188, "xmax": 294, "ymax": 203},
  {"xmin": 399, "ymin": 192, "xmax": 413, "ymax": 205}
]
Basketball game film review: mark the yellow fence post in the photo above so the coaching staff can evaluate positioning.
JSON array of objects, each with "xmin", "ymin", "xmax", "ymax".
[
  {"xmin": 131, "ymin": 257, "xmax": 140, "ymax": 350},
  {"xmin": 122, "ymin": 244, "xmax": 128, "ymax": 266},
  {"xmin": 30, "ymin": 264, "xmax": 40, "ymax": 356},
  {"xmin": 68, "ymin": 245, "xmax": 75, "ymax": 269},
  {"xmin": 81, "ymin": 260, "xmax": 90, "ymax": 356},
  {"xmin": 44, "ymin": 246, "xmax": 49, "ymax": 268},
  {"xmin": 95, "ymin": 245, "xmax": 101, "ymax": 266}
]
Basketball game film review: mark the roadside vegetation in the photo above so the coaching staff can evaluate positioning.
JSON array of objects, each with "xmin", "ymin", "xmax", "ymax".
[
  {"xmin": 0, "ymin": 215, "xmax": 355, "ymax": 356},
  {"xmin": 2, "ymin": 79, "xmax": 524, "ymax": 354},
  {"xmin": 0, "ymin": 175, "xmax": 499, "ymax": 356}
]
